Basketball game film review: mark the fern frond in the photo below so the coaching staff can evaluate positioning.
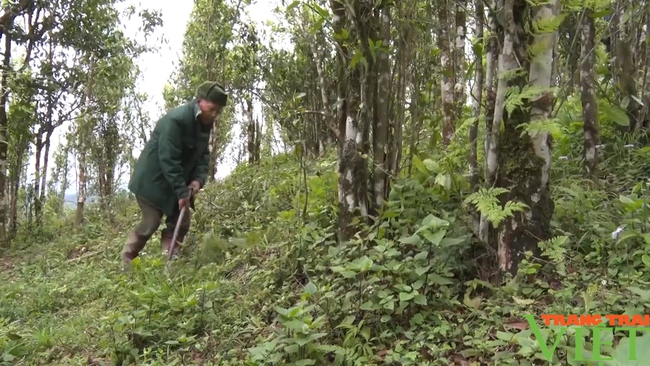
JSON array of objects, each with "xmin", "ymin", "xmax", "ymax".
[
  {"xmin": 464, "ymin": 187, "xmax": 528, "ymax": 227},
  {"xmin": 517, "ymin": 118, "xmax": 565, "ymax": 139},
  {"xmin": 538, "ymin": 235, "xmax": 568, "ymax": 275}
]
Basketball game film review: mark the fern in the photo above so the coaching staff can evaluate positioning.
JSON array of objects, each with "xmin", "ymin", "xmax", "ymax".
[
  {"xmin": 517, "ymin": 117, "xmax": 565, "ymax": 139},
  {"xmin": 504, "ymin": 85, "xmax": 558, "ymax": 116},
  {"xmin": 538, "ymin": 235, "xmax": 568, "ymax": 275},
  {"xmin": 527, "ymin": 37, "xmax": 554, "ymax": 62},
  {"xmin": 464, "ymin": 187, "xmax": 529, "ymax": 228},
  {"xmin": 497, "ymin": 67, "xmax": 526, "ymax": 83},
  {"xmin": 532, "ymin": 13, "xmax": 567, "ymax": 34},
  {"xmin": 504, "ymin": 86, "xmax": 527, "ymax": 116}
]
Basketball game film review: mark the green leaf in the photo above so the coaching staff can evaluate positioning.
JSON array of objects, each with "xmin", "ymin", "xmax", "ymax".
[
  {"xmin": 412, "ymin": 156, "xmax": 428, "ymax": 174},
  {"xmin": 415, "ymin": 265, "xmax": 431, "ymax": 276},
  {"xmin": 603, "ymin": 103, "xmax": 629, "ymax": 126},
  {"xmin": 612, "ymin": 335, "xmax": 650, "ymax": 361},
  {"xmin": 413, "ymin": 251, "xmax": 429, "ymax": 261},
  {"xmin": 399, "ymin": 292, "xmax": 415, "ymax": 301},
  {"xmin": 435, "ymin": 173, "xmax": 452, "ymax": 190},
  {"xmin": 619, "ymin": 194, "xmax": 636, "ymax": 205},
  {"xmin": 350, "ymin": 50, "xmax": 364, "ymax": 69},
  {"xmin": 283, "ymin": 319, "xmax": 307, "ymax": 331},
  {"xmin": 382, "ymin": 210, "xmax": 399, "ymax": 218},
  {"xmin": 414, "ymin": 294, "xmax": 427, "ymax": 305},
  {"xmin": 420, "ymin": 214, "xmax": 449, "ymax": 230},
  {"xmin": 312, "ymin": 3, "xmax": 328, "ymax": 18},
  {"xmin": 411, "ymin": 313, "xmax": 425, "ymax": 325},
  {"xmin": 284, "ymin": 344, "xmax": 300, "ymax": 354},
  {"xmin": 285, "ymin": 0, "xmax": 300, "ymax": 12},
  {"xmin": 423, "ymin": 158, "xmax": 438, "ymax": 172},
  {"xmin": 383, "ymin": 300, "xmax": 395, "ymax": 310},
  {"xmin": 412, "ymin": 279, "xmax": 424, "ymax": 290},
  {"xmin": 304, "ymin": 281, "xmax": 317, "ymax": 295},
  {"xmin": 274, "ymin": 306, "xmax": 288, "ymax": 316},
  {"xmin": 643, "ymin": 254, "xmax": 650, "ymax": 268},
  {"xmin": 428, "ymin": 273, "xmax": 454, "ymax": 285},
  {"xmin": 399, "ymin": 234, "xmax": 421, "ymax": 245},
  {"xmin": 590, "ymin": 9, "xmax": 613, "ymax": 18},
  {"xmin": 423, "ymin": 230, "xmax": 446, "ymax": 246},
  {"xmin": 627, "ymin": 286, "xmax": 650, "ymax": 301},
  {"xmin": 5, "ymin": 333, "xmax": 21, "ymax": 340},
  {"xmin": 472, "ymin": 38, "xmax": 483, "ymax": 58},
  {"xmin": 440, "ymin": 237, "xmax": 465, "ymax": 247},
  {"xmin": 338, "ymin": 315, "xmax": 356, "ymax": 327},
  {"xmin": 307, "ymin": 332, "xmax": 328, "ymax": 342}
]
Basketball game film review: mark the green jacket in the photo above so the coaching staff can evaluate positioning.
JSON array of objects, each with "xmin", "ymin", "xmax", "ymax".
[{"xmin": 129, "ymin": 99, "xmax": 211, "ymax": 216}]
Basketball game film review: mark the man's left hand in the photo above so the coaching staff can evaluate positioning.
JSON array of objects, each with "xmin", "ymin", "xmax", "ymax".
[{"xmin": 189, "ymin": 181, "xmax": 201, "ymax": 196}]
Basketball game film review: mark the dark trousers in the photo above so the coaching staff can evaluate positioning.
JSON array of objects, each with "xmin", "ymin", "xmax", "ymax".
[{"xmin": 122, "ymin": 196, "xmax": 191, "ymax": 262}]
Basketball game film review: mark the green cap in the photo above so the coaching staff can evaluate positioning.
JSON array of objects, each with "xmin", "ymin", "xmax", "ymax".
[{"xmin": 196, "ymin": 81, "xmax": 228, "ymax": 106}]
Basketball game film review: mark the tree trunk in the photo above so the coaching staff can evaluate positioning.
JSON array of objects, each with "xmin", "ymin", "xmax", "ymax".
[
  {"xmin": 32, "ymin": 132, "xmax": 42, "ymax": 224},
  {"xmin": 407, "ymin": 72, "xmax": 421, "ymax": 176},
  {"xmin": 454, "ymin": 0, "xmax": 467, "ymax": 119},
  {"xmin": 39, "ymin": 130, "xmax": 52, "ymax": 208},
  {"xmin": 245, "ymin": 95, "xmax": 259, "ymax": 164},
  {"xmin": 610, "ymin": 0, "xmax": 640, "ymax": 134},
  {"xmin": 388, "ymin": 9, "xmax": 408, "ymax": 181},
  {"xmin": 469, "ymin": 0, "xmax": 484, "ymax": 235},
  {"xmin": 437, "ymin": 2, "xmax": 455, "ymax": 144},
  {"xmin": 495, "ymin": 0, "xmax": 557, "ymax": 275},
  {"xmin": 76, "ymin": 60, "xmax": 94, "ymax": 228},
  {"xmin": 638, "ymin": 4, "xmax": 650, "ymax": 128},
  {"xmin": 0, "ymin": 30, "xmax": 12, "ymax": 247},
  {"xmin": 581, "ymin": 10, "xmax": 598, "ymax": 179},
  {"xmin": 479, "ymin": 0, "xmax": 501, "ymax": 244},
  {"xmin": 8, "ymin": 148, "xmax": 23, "ymax": 235},
  {"xmin": 331, "ymin": 0, "xmax": 369, "ymax": 241},
  {"xmin": 372, "ymin": 6, "xmax": 391, "ymax": 211}
]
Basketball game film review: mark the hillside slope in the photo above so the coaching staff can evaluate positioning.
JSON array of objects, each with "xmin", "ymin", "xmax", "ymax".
[{"xmin": 1, "ymin": 150, "xmax": 650, "ymax": 365}]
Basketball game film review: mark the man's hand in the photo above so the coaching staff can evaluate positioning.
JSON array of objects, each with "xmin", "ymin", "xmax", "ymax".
[
  {"xmin": 189, "ymin": 180, "xmax": 201, "ymax": 196},
  {"xmin": 178, "ymin": 197, "xmax": 190, "ymax": 209}
]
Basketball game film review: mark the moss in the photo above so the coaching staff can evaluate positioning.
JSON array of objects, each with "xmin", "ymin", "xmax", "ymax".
[{"xmin": 496, "ymin": 107, "xmax": 555, "ymax": 275}]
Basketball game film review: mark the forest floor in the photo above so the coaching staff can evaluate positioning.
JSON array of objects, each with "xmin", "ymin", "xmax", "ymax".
[{"xmin": 2, "ymin": 152, "xmax": 650, "ymax": 365}]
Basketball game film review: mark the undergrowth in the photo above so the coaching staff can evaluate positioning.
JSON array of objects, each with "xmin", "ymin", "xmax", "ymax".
[{"xmin": 2, "ymin": 141, "xmax": 650, "ymax": 365}]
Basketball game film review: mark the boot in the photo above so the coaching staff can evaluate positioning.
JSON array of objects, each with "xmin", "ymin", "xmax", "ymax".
[{"xmin": 122, "ymin": 232, "xmax": 147, "ymax": 269}]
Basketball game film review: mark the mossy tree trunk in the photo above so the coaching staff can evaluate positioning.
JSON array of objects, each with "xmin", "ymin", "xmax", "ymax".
[
  {"xmin": 581, "ymin": 9, "xmax": 598, "ymax": 180},
  {"xmin": 478, "ymin": 0, "xmax": 499, "ymax": 243},
  {"xmin": 469, "ymin": 0, "xmax": 484, "ymax": 235},
  {"xmin": 494, "ymin": 0, "xmax": 558, "ymax": 275},
  {"xmin": 330, "ymin": 0, "xmax": 369, "ymax": 241}
]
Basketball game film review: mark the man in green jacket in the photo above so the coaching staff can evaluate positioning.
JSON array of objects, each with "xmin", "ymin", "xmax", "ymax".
[{"xmin": 122, "ymin": 81, "xmax": 228, "ymax": 268}]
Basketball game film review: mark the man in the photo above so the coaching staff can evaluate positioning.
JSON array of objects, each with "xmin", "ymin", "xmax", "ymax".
[{"xmin": 121, "ymin": 81, "xmax": 228, "ymax": 268}]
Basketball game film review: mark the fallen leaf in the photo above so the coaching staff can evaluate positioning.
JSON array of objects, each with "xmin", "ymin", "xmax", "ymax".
[
  {"xmin": 377, "ymin": 349, "xmax": 387, "ymax": 359},
  {"xmin": 504, "ymin": 318, "xmax": 529, "ymax": 330},
  {"xmin": 463, "ymin": 292, "xmax": 482, "ymax": 309},
  {"xmin": 567, "ymin": 265, "xmax": 576, "ymax": 274},
  {"xmin": 453, "ymin": 354, "xmax": 470, "ymax": 366},
  {"xmin": 420, "ymin": 345, "xmax": 434, "ymax": 360},
  {"xmin": 512, "ymin": 296, "xmax": 535, "ymax": 305}
]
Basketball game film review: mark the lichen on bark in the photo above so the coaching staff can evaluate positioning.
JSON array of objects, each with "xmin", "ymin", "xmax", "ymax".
[
  {"xmin": 490, "ymin": 0, "xmax": 556, "ymax": 276},
  {"xmin": 496, "ymin": 110, "xmax": 554, "ymax": 275}
]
